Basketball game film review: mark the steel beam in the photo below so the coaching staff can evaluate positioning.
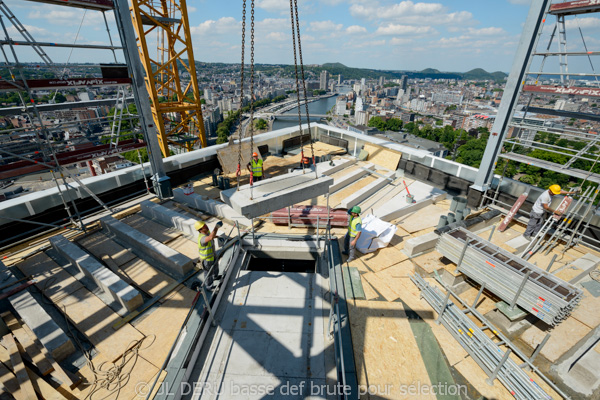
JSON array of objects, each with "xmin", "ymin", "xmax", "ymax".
[
  {"xmin": 472, "ymin": 0, "xmax": 552, "ymax": 192},
  {"xmin": 113, "ymin": 0, "xmax": 171, "ymax": 198}
]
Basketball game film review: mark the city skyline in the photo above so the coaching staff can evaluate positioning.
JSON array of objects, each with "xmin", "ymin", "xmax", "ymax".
[{"xmin": 3, "ymin": 1, "xmax": 600, "ymax": 74}]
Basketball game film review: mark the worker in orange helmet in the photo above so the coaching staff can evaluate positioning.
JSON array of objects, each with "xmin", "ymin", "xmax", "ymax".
[
  {"xmin": 524, "ymin": 184, "xmax": 578, "ymax": 240},
  {"xmin": 247, "ymin": 152, "xmax": 264, "ymax": 182}
]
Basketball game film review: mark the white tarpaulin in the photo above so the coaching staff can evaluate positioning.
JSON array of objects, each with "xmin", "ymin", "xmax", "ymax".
[{"xmin": 355, "ymin": 214, "xmax": 398, "ymax": 254}]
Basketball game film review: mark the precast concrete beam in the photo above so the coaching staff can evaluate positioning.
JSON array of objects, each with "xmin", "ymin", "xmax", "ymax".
[
  {"xmin": 173, "ymin": 188, "xmax": 253, "ymax": 228},
  {"xmin": 0, "ymin": 261, "xmax": 75, "ymax": 361},
  {"xmin": 100, "ymin": 216, "xmax": 194, "ymax": 278},
  {"xmin": 49, "ymin": 235, "xmax": 143, "ymax": 312},
  {"xmin": 220, "ymin": 169, "xmax": 333, "ymax": 219},
  {"xmin": 329, "ymin": 163, "xmax": 375, "ymax": 193},
  {"xmin": 374, "ymin": 181, "xmax": 446, "ymax": 222},
  {"xmin": 140, "ymin": 200, "xmax": 198, "ymax": 241},
  {"xmin": 404, "ymin": 232, "xmax": 440, "ymax": 257},
  {"xmin": 316, "ymin": 157, "xmax": 356, "ymax": 176},
  {"xmin": 340, "ymin": 172, "xmax": 395, "ymax": 209}
]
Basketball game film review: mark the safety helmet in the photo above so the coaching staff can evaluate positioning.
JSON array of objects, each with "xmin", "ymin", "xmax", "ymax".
[
  {"xmin": 549, "ymin": 184, "xmax": 561, "ymax": 195},
  {"xmin": 252, "ymin": 152, "xmax": 258, "ymax": 157},
  {"xmin": 194, "ymin": 221, "xmax": 206, "ymax": 230},
  {"xmin": 350, "ymin": 206, "xmax": 361, "ymax": 214}
]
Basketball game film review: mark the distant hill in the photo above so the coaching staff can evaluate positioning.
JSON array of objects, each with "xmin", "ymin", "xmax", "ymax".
[
  {"xmin": 192, "ymin": 59, "xmax": 508, "ymax": 82},
  {"xmin": 463, "ymin": 68, "xmax": 508, "ymax": 81}
]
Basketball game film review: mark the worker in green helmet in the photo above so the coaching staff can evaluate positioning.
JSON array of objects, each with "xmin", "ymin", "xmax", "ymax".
[
  {"xmin": 524, "ymin": 184, "xmax": 578, "ymax": 240},
  {"xmin": 195, "ymin": 220, "xmax": 223, "ymax": 288},
  {"xmin": 343, "ymin": 206, "xmax": 362, "ymax": 262}
]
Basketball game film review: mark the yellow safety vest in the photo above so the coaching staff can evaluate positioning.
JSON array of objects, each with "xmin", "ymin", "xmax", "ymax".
[
  {"xmin": 251, "ymin": 159, "xmax": 263, "ymax": 177},
  {"xmin": 198, "ymin": 233, "xmax": 214, "ymax": 261},
  {"xmin": 348, "ymin": 216, "xmax": 362, "ymax": 238}
]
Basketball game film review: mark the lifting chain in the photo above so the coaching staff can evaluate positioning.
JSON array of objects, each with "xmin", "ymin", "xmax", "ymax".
[
  {"xmin": 249, "ymin": 0, "xmax": 255, "ymax": 199},
  {"xmin": 293, "ymin": 0, "xmax": 316, "ymax": 176},
  {"xmin": 289, "ymin": 0, "xmax": 304, "ymax": 173},
  {"xmin": 236, "ymin": 0, "xmax": 247, "ymax": 190}
]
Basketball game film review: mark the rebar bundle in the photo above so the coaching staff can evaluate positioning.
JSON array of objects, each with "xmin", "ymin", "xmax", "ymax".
[
  {"xmin": 411, "ymin": 273, "xmax": 552, "ymax": 400},
  {"xmin": 437, "ymin": 228, "xmax": 582, "ymax": 326}
]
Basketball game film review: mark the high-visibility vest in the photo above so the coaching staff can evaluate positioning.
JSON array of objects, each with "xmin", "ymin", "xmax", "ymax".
[
  {"xmin": 348, "ymin": 216, "xmax": 362, "ymax": 238},
  {"xmin": 251, "ymin": 159, "xmax": 263, "ymax": 177},
  {"xmin": 198, "ymin": 233, "xmax": 214, "ymax": 261}
]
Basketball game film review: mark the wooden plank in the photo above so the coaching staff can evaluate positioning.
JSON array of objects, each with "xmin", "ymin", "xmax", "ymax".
[
  {"xmin": 360, "ymin": 245, "xmax": 408, "ymax": 272},
  {"xmin": 119, "ymin": 258, "xmax": 176, "ymax": 297},
  {"xmin": 78, "ymin": 232, "xmax": 136, "ymax": 267},
  {"xmin": 26, "ymin": 366, "xmax": 69, "ymax": 400},
  {"xmin": 0, "ymin": 359, "xmax": 21, "ymax": 400},
  {"xmin": 400, "ymin": 205, "xmax": 447, "ymax": 234},
  {"xmin": 3, "ymin": 334, "xmax": 37, "ymax": 400},
  {"xmin": 453, "ymin": 357, "xmax": 513, "ymax": 400},
  {"xmin": 342, "ymin": 267, "xmax": 365, "ymax": 300},
  {"xmin": 122, "ymin": 214, "xmax": 182, "ymax": 243},
  {"xmin": 363, "ymin": 143, "xmax": 402, "ymax": 171},
  {"xmin": 134, "ymin": 286, "xmax": 200, "ymax": 368},
  {"xmin": 15, "ymin": 253, "xmax": 83, "ymax": 303},
  {"xmin": 328, "ymin": 176, "xmax": 378, "ymax": 208},
  {"xmin": 359, "ymin": 274, "xmax": 379, "ymax": 301},
  {"xmin": 165, "ymin": 236, "xmax": 200, "ymax": 260},
  {"xmin": 348, "ymin": 300, "xmax": 435, "ymax": 400},
  {"xmin": 362, "ymin": 272, "xmax": 400, "ymax": 302},
  {"xmin": 521, "ymin": 318, "xmax": 591, "ymax": 363},
  {"xmin": 55, "ymin": 288, "xmax": 144, "ymax": 362},
  {"xmin": 20, "ymin": 323, "xmax": 79, "ymax": 390},
  {"xmin": 1, "ymin": 312, "xmax": 53, "ymax": 376}
]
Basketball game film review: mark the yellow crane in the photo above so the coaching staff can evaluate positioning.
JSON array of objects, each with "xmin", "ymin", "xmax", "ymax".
[{"xmin": 128, "ymin": 0, "xmax": 206, "ymax": 157}]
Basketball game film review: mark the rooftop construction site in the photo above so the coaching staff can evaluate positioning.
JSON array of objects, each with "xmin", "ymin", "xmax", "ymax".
[{"xmin": 2, "ymin": 0, "xmax": 600, "ymax": 399}]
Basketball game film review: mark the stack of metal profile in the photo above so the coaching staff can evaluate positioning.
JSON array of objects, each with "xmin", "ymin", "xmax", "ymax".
[
  {"xmin": 411, "ymin": 274, "xmax": 551, "ymax": 400},
  {"xmin": 437, "ymin": 228, "xmax": 582, "ymax": 326}
]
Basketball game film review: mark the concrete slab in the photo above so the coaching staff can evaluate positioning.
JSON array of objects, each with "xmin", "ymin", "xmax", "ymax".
[
  {"xmin": 329, "ymin": 163, "xmax": 375, "ymax": 193},
  {"xmin": 373, "ymin": 181, "xmax": 446, "ymax": 222},
  {"xmin": 173, "ymin": 188, "xmax": 253, "ymax": 228},
  {"xmin": 340, "ymin": 171, "xmax": 395, "ymax": 209},
  {"xmin": 505, "ymin": 235, "xmax": 531, "ymax": 254},
  {"xmin": 568, "ymin": 253, "xmax": 600, "ymax": 284},
  {"xmin": 50, "ymin": 235, "xmax": 143, "ymax": 313},
  {"xmin": 220, "ymin": 170, "xmax": 333, "ymax": 219},
  {"xmin": 404, "ymin": 232, "xmax": 440, "ymax": 258},
  {"xmin": 139, "ymin": 200, "xmax": 198, "ymax": 241},
  {"xmin": 0, "ymin": 260, "xmax": 75, "ymax": 361},
  {"xmin": 496, "ymin": 301, "xmax": 528, "ymax": 321},
  {"xmin": 316, "ymin": 157, "xmax": 356, "ymax": 176},
  {"xmin": 100, "ymin": 216, "xmax": 194, "ymax": 278}
]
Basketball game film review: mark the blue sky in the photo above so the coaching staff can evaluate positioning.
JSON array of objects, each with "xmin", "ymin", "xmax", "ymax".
[{"xmin": 3, "ymin": 0, "xmax": 600, "ymax": 73}]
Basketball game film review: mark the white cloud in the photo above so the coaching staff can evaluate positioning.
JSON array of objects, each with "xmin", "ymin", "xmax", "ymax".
[
  {"xmin": 566, "ymin": 17, "xmax": 600, "ymax": 30},
  {"xmin": 508, "ymin": 0, "xmax": 531, "ymax": 4},
  {"xmin": 346, "ymin": 25, "xmax": 367, "ymax": 34},
  {"xmin": 353, "ymin": 39, "xmax": 386, "ymax": 48},
  {"xmin": 308, "ymin": 20, "xmax": 343, "ymax": 32},
  {"xmin": 375, "ymin": 24, "xmax": 435, "ymax": 35},
  {"xmin": 187, "ymin": 6, "xmax": 197, "ymax": 13},
  {"xmin": 191, "ymin": 17, "xmax": 239, "ymax": 36},
  {"xmin": 266, "ymin": 32, "xmax": 287, "ymax": 41},
  {"xmin": 466, "ymin": 27, "xmax": 506, "ymax": 36},
  {"xmin": 256, "ymin": 0, "xmax": 290, "ymax": 12},
  {"xmin": 390, "ymin": 37, "xmax": 413, "ymax": 45},
  {"xmin": 350, "ymin": 1, "xmax": 444, "ymax": 20}
]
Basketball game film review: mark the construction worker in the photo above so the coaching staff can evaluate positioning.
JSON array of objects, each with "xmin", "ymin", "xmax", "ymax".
[
  {"xmin": 524, "ymin": 185, "xmax": 577, "ymax": 240},
  {"xmin": 343, "ymin": 206, "xmax": 362, "ymax": 262},
  {"xmin": 247, "ymin": 152, "xmax": 264, "ymax": 182},
  {"xmin": 195, "ymin": 220, "xmax": 223, "ymax": 288}
]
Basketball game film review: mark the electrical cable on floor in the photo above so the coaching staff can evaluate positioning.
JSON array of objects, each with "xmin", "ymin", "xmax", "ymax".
[{"xmin": 42, "ymin": 278, "xmax": 156, "ymax": 399}]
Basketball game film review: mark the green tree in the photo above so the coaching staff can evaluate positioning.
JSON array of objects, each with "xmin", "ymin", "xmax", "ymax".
[
  {"xmin": 254, "ymin": 118, "xmax": 268, "ymax": 130},
  {"xmin": 386, "ymin": 118, "xmax": 403, "ymax": 132},
  {"xmin": 368, "ymin": 116, "xmax": 387, "ymax": 131}
]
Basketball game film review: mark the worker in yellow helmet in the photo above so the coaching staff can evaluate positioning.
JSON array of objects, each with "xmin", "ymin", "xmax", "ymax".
[
  {"xmin": 343, "ymin": 206, "xmax": 362, "ymax": 262},
  {"xmin": 247, "ymin": 152, "xmax": 264, "ymax": 182},
  {"xmin": 524, "ymin": 184, "xmax": 578, "ymax": 240},
  {"xmin": 195, "ymin": 220, "xmax": 223, "ymax": 288}
]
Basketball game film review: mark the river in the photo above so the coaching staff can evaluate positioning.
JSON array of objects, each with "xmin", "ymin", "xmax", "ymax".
[{"xmin": 271, "ymin": 85, "xmax": 352, "ymax": 130}]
